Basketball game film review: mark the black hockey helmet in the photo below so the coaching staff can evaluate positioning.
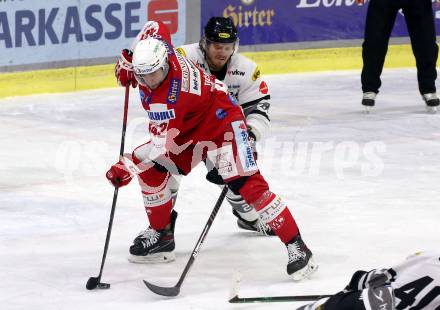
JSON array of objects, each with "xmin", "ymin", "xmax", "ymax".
[{"xmin": 204, "ymin": 17, "xmax": 238, "ymax": 44}]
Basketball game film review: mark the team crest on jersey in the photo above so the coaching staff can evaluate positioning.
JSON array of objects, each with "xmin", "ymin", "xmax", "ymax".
[
  {"xmin": 167, "ymin": 79, "xmax": 181, "ymax": 104},
  {"xmin": 252, "ymin": 67, "xmax": 261, "ymax": 81}
]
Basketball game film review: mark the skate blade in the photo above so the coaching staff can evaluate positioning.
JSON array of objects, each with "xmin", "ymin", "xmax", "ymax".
[
  {"xmin": 426, "ymin": 105, "xmax": 438, "ymax": 114},
  {"xmin": 128, "ymin": 251, "xmax": 176, "ymax": 264},
  {"xmin": 290, "ymin": 257, "xmax": 319, "ymax": 281},
  {"xmin": 363, "ymin": 106, "xmax": 372, "ymax": 114}
]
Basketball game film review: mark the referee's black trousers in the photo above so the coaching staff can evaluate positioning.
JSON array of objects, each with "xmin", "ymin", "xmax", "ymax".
[{"xmin": 361, "ymin": 0, "xmax": 438, "ymax": 95}]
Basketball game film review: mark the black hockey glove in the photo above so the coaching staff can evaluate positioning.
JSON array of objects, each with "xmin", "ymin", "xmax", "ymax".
[{"xmin": 206, "ymin": 167, "xmax": 225, "ymax": 185}]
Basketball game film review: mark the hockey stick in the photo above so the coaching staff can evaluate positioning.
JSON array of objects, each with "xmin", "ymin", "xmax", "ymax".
[
  {"xmin": 228, "ymin": 271, "xmax": 332, "ymax": 303},
  {"xmin": 143, "ymin": 185, "xmax": 229, "ymax": 296},
  {"xmin": 229, "ymin": 294, "xmax": 332, "ymax": 303},
  {"xmin": 86, "ymin": 84, "xmax": 130, "ymax": 290}
]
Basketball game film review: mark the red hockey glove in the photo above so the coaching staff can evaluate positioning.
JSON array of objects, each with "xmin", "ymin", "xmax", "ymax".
[
  {"xmin": 115, "ymin": 49, "xmax": 138, "ymax": 88},
  {"xmin": 106, "ymin": 160, "xmax": 133, "ymax": 187}
]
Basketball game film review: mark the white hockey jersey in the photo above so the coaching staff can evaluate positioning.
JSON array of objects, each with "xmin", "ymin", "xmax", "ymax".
[
  {"xmin": 298, "ymin": 252, "xmax": 440, "ymax": 310},
  {"xmin": 176, "ymin": 43, "xmax": 271, "ymax": 141},
  {"xmin": 389, "ymin": 252, "xmax": 440, "ymax": 309}
]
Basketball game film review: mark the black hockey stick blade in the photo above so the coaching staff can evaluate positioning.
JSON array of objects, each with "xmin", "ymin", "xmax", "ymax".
[
  {"xmin": 229, "ymin": 294, "xmax": 332, "ymax": 303},
  {"xmin": 143, "ymin": 280, "xmax": 180, "ymax": 297},
  {"xmin": 86, "ymin": 276, "xmax": 111, "ymax": 290}
]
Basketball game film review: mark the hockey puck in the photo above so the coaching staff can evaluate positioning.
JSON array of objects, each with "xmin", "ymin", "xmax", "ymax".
[{"xmin": 98, "ymin": 283, "xmax": 111, "ymax": 289}]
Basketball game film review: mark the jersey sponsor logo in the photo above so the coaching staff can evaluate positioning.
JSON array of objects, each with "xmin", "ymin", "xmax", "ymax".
[
  {"xmin": 143, "ymin": 192, "xmax": 169, "ymax": 208},
  {"xmin": 147, "ymin": 109, "xmax": 176, "ymax": 121},
  {"xmin": 259, "ymin": 81, "xmax": 269, "ymax": 94},
  {"xmin": 228, "ymin": 69, "xmax": 245, "ymax": 76},
  {"xmin": 175, "ymin": 51, "xmax": 201, "ymax": 95},
  {"xmin": 252, "ymin": 67, "xmax": 261, "ymax": 81},
  {"xmin": 258, "ymin": 195, "xmax": 286, "ymax": 223},
  {"xmin": 176, "ymin": 47, "xmax": 186, "ymax": 57},
  {"xmin": 218, "ymin": 32, "xmax": 231, "ymax": 39},
  {"xmin": 147, "ymin": 104, "xmax": 176, "ymax": 121},
  {"xmin": 271, "ymin": 216, "xmax": 285, "ymax": 230},
  {"xmin": 175, "ymin": 52, "xmax": 190, "ymax": 92},
  {"xmin": 167, "ymin": 78, "xmax": 181, "ymax": 104},
  {"xmin": 186, "ymin": 59, "xmax": 202, "ymax": 96},
  {"xmin": 232, "ymin": 120, "xmax": 258, "ymax": 173}
]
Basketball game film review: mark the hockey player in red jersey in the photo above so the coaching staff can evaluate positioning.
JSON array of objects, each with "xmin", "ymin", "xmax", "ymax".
[
  {"xmin": 298, "ymin": 251, "xmax": 440, "ymax": 309},
  {"xmin": 109, "ymin": 21, "xmax": 317, "ymax": 280}
]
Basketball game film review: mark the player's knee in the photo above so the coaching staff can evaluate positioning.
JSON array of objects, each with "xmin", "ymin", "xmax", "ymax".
[{"xmin": 236, "ymin": 173, "xmax": 270, "ymax": 205}]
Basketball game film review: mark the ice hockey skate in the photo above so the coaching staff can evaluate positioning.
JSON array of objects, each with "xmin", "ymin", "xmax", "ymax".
[
  {"xmin": 286, "ymin": 234, "xmax": 318, "ymax": 281},
  {"xmin": 422, "ymin": 93, "xmax": 439, "ymax": 113},
  {"xmin": 361, "ymin": 92, "xmax": 377, "ymax": 113},
  {"xmin": 128, "ymin": 210, "xmax": 178, "ymax": 263},
  {"xmin": 233, "ymin": 209, "xmax": 275, "ymax": 236}
]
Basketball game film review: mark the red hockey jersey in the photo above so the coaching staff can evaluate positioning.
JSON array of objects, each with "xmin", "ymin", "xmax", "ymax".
[{"xmin": 133, "ymin": 21, "xmax": 244, "ymax": 160}]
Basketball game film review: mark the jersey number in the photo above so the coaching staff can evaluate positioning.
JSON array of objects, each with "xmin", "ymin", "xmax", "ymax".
[
  {"xmin": 149, "ymin": 123, "xmax": 168, "ymax": 136},
  {"xmin": 393, "ymin": 275, "xmax": 440, "ymax": 309}
]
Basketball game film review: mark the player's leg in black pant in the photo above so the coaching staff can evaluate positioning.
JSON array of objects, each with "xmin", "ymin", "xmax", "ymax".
[
  {"xmin": 402, "ymin": 0, "xmax": 438, "ymax": 96},
  {"xmin": 361, "ymin": 0, "xmax": 400, "ymax": 94}
]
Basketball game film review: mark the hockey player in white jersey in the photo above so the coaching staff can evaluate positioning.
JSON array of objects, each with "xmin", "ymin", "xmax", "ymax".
[
  {"xmin": 297, "ymin": 251, "xmax": 440, "ymax": 310},
  {"xmin": 175, "ymin": 17, "xmax": 274, "ymax": 235}
]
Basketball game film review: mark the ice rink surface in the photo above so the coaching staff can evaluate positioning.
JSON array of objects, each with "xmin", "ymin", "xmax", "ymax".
[{"xmin": 1, "ymin": 69, "xmax": 439, "ymax": 309}]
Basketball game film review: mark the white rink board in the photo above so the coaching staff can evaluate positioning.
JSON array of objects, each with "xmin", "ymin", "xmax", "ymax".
[{"xmin": 0, "ymin": 0, "xmax": 186, "ymax": 67}]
